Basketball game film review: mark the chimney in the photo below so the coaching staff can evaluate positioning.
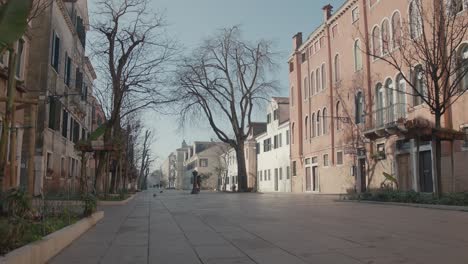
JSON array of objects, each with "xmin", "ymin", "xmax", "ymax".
[
  {"xmin": 292, "ymin": 32, "xmax": 303, "ymax": 51},
  {"xmin": 322, "ymin": 4, "xmax": 333, "ymax": 22}
]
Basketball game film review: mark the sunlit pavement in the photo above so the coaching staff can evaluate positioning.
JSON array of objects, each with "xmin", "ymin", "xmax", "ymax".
[{"xmin": 50, "ymin": 190, "xmax": 468, "ymax": 264}]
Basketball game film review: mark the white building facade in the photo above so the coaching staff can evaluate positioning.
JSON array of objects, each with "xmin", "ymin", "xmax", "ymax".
[{"xmin": 256, "ymin": 98, "xmax": 292, "ymax": 193}]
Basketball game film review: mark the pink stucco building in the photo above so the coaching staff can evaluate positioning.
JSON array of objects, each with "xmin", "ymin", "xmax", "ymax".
[{"xmin": 289, "ymin": 0, "xmax": 468, "ymax": 194}]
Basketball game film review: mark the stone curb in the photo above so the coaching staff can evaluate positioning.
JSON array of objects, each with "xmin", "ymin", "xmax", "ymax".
[
  {"xmin": 0, "ymin": 211, "xmax": 104, "ymax": 264},
  {"xmin": 337, "ymin": 199, "xmax": 468, "ymax": 212},
  {"xmin": 97, "ymin": 193, "xmax": 136, "ymax": 206}
]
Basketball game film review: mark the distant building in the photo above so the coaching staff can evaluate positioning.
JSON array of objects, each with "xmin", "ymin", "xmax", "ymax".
[{"xmin": 183, "ymin": 141, "xmax": 229, "ymax": 190}]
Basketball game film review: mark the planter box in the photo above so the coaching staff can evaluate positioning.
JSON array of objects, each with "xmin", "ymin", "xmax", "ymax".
[
  {"xmin": 0, "ymin": 211, "xmax": 104, "ymax": 264},
  {"xmin": 97, "ymin": 194, "xmax": 135, "ymax": 206}
]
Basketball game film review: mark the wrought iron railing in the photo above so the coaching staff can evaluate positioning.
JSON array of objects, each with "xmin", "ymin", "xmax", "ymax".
[{"xmin": 373, "ymin": 103, "xmax": 407, "ymax": 128}]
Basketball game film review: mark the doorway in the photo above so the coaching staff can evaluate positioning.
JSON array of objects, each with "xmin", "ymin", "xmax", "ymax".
[
  {"xmin": 419, "ymin": 151, "xmax": 433, "ymax": 192},
  {"xmin": 358, "ymin": 158, "xmax": 366, "ymax": 192},
  {"xmin": 397, "ymin": 154, "xmax": 412, "ymax": 191},
  {"xmin": 305, "ymin": 167, "xmax": 311, "ymax": 191},
  {"xmin": 312, "ymin": 166, "xmax": 319, "ymax": 192}
]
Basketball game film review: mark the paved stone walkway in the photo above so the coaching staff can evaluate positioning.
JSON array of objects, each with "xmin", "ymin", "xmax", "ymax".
[{"xmin": 50, "ymin": 190, "xmax": 468, "ymax": 264}]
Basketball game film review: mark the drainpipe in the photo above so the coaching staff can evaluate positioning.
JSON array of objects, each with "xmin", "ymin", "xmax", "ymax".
[{"xmin": 323, "ymin": 5, "xmax": 335, "ymax": 165}]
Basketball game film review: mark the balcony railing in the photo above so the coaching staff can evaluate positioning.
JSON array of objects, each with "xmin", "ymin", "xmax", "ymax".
[{"xmin": 373, "ymin": 103, "xmax": 407, "ymax": 129}]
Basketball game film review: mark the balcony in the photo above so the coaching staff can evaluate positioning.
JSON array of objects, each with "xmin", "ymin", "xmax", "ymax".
[{"xmin": 364, "ymin": 104, "xmax": 407, "ymax": 140}]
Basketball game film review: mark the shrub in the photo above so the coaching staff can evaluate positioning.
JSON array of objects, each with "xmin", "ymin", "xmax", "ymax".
[{"xmin": 82, "ymin": 193, "xmax": 97, "ymax": 217}]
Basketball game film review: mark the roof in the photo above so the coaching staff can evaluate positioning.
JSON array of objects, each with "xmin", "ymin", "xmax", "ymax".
[{"xmin": 272, "ymin": 97, "xmax": 290, "ymax": 104}]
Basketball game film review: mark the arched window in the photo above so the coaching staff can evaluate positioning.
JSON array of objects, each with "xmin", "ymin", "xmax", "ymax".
[
  {"xmin": 392, "ymin": 12, "xmax": 402, "ymax": 48},
  {"xmin": 311, "ymin": 113, "xmax": 316, "ymax": 138},
  {"xmin": 385, "ymin": 79, "xmax": 394, "ymax": 122},
  {"xmin": 381, "ymin": 19, "xmax": 390, "ymax": 54},
  {"xmin": 355, "ymin": 91, "xmax": 364, "ymax": 124},
  {"xmin": 413, "ymin": 65, "xmax": 426, "ymax": 106},
  {"xmin": 336, "ymin": 101, "xmax": 341, "ymax": 130},
  {"xmin": 321, "ymin": 63, "xmax": 326, "ymax": 90},
  {"xmin": 334, "ymin": 54, "xmax": 340, "ymax": 82},
  {"xmin": 291, "ymin": 123, "xmax": 295, "ymax": 144},
  {"xmin": 304, "ymin": 77, "xmax": 308, "ymax": 100},
  {"xmin": 409, "ymin": 0, "xmax": 422, "ymax": 39},
  {"xmin": 354, "ymin": 39, "xmax": 363, "ymax": 71},
  {"xmin": 460, "ymin": 44, "xmax": 468, "ymax": 91},
  {"xmin": 316, "ymin": 110, "xmax": 321, "ymax": 136},
  {"xmin": 305, "ymin": 116, "xmax": 309, "ymax": 140},
  {"xmin": 396, "ymin": 74, "xmax": 407, "ymax": 118},
  {"xmin": 316, "ymin": 68, "xmax": 321, "ymax": 93},
  {"xmin": 376, "ymin": 83, "xmax": 384, "ymax": 126},
  {"xmin": 372, "ymin": 26, "xmax": 381, "ymax": 57},
  {"xmin": 310, "ymin": 72, "xmax": 315, "ymax": 95},
  {"xmin": 322, "ymin": 108, "xmax": 328, "ymax": 134}
]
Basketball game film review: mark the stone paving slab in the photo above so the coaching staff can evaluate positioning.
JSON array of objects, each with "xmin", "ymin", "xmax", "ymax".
[{"xmin": 50, "ymin": 190, "xmax": 468, "ymax": 264}]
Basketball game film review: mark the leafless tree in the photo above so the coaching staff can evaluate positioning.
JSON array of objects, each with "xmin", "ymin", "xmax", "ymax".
[
  {"xmin": 362, "ymin": 1, "xmax": 468, "ymax": 195},
  {"xmin": 137, "ymin": 130, "xmax": 153, "ymax": 190},
  {"xmin": 91, "ymin": 0, "xmax": 176, "ymax": 192},
  {"xmin": 172, "ymin": 26, "xmax": 278, "ymax": 191}
]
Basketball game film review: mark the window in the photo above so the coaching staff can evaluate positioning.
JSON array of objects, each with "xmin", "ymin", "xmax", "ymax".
[
  {"xmin": 274, "ymin": 135, "xmax": 279, "ymax": 149},
  {"xmin": 316, "ymin": 68, "xmax": 321, "ymax": 92},
  {"xmin": 256, "ymin": 142, "xmax": 260, "ymax": 154},
  {"xmin": 396, "ymin": 74, "xmax": 407, "ymax": 118},
  {"xmin": 305, "ymin": 158, "xmax": 311, "ymax": 165},
  {"xmin": 321, "ymin": 64, "xmax": 326, "ymax": 90},
  {"xmin": 323, "ymin": 154, "xmax": 329, "ymax": 167},
  {"xmin": 304, "ymin": 116, "xmax": 309, "ymax": 140},
  {"xmin": 267, "ymin": 113, "xmax": 271, "ymax": 124},
  {"xmin": 322, "ymin": 108, "xmax": 328, "ymax": 134},
  {"xmin": 311, "ymin": 113, "xmax": 316, "ymax": 138},
  {"xmin": 60, "ymin": 157, "xmax": 65, "ymax": 178},
  {"xmin": 226, "ymin": 176, "xmax": 229, "ymax": 184},
  {"xmin": 354, "ymin": 39, "xmax": 363, "ymax": 71},
  {"xmin": 310, "ymin": 72, "xmax": 315, "ymax": 95},
  {"xmin": 51, "ymin": 31, "xmax": 60, "ymax": 72},
  {"xmin": 376, "ymin": 83, "xmax": 384, "ymax": 126},
  {"xmin": 334, "ymin": 54, "xmax": 340, "ymax": 82},
  {"xmin": 292, "ymin": 161, "xmax": 297, "ymax": 176},
  {"xmin": 413, "ymin": 65, "xmax": 426, "ymax": 106},
  {"xmin": 316, "ymin": 110, "xmax": 321, "ymax": 136},
  {"xmin": 463, "ymin": 127, "xmax": 468, "ymax": 148},
  {"xmin": 15, "ymin": 39, "xmax": 24, "ymax": 79},
  {"xmin": 278, "ymin": 167, "xmax": 282, "ymax": 180},
  {"xmin": 279, "ymin": 133, "xmax": 282, "ymax": 147},
  {"xmin": 301, "ymin": 52, "xmax": 307, "ymax": 63},
  {"xmin": 46, "ymin": 152, "xmax": 52, "ymax": 176},
  {"xmin": 381, "ymin": 19, "xmax": 390, "ymax": 55},
  {"xmin": 332, "ymin": 24, "xmax": 338, "ymax": 38},
  {"xmin": 337, "ymin": 151, "xmax": 344, "ymax": 165},
  {"xmin": 273, "ymin": 109, "xmax": 278, "ymax": 120},
  {"xmin": 199, "ymin": 159, "xmax": 208, "ymax": 167},
  {"xmin": 409, "ymin": 0, "xmax": 423, "ymax": 39},
  {"xmin": 275, "ymin": 168, "xmax": 278, "ymax": 181},
  {"xmin": 352, "ymin": 6, "xmax": 360, "ymax": 23},
  {"xmin": 355, "ymin": 91, "xmax": 365, "ymax": 124},
  {"xmin": 314, "ymin": 41, "xmax": 319, "ymax": 52},
  {"xmin": 286, "ymin": 130, "xmax": 290, "ymax": 145},
  {"xmin": 263, "ymin": 138, "xmax": 271, "ymax": 152},
  {"xmin": 376, "ymin": 143, "xmax": 386, "ymax": 159},
  {"xmin": 336, "ymin": 102, "xmax": 341, "ymax": 130},
  {"xmin": 62, "ymin": 110, "xmax": 68, "ymax": 138},
  {"xmin": 259, "ymin": 171, "xmax": 263, "ymax": 181},
  {"xmin": 392, "ymin": 12, "xmax": 402, "ymax": 48},
  {"xmin": 312, "ymin": 156, "xmax": 318, "ymax": 164},
  {"xmin": 48, "ymin": 98, "xmax": 61, "ymax": 130},
  {"xmin": 75, "ymin": 68, "xmax": 83, "ymax": 92},
  {"xmin": 319, "ymin": 36, "xmax": 325, "ymax": 48},
  {"xmin": 286, "ymin": 166, "xmax": 291, "ymax": 179},
  {"xmin": 372, "ymin": 26, "xmax": 381, "ymax": 57},
  {"xmin": 81, "ymin": 85, "xmax": 88, "ymax": 101},
  {"xmin": 385, "ymin": 79, "xmax": 395, "ymax": 122},
  {"xmin": 459, "ymin": 44, "xmax": 468, "ymax": 91},
  {"xmin": 304, "ymin": 77, "xmax": 308, "ymax": 99},
  {"xmin": 268, "ymin": 169, "xmax": 271, "ymax": 180}
]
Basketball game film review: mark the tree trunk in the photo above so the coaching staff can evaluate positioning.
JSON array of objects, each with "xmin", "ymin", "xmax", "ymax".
[
  {"xmin": 235, "ymin": 141, "xmax": 248, "ymax": 192},
  {"xmin": 433, "ymin": 113, "xmax": 442, "ymax": 197}
]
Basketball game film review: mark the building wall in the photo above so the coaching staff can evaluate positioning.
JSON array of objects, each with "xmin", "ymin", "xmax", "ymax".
[
  {"xmin": 289, "ymin": 0, "xmax": 468, "ymax": 194},
  {"xmin": 256, "ymin": 119, "xmax": 291, "ymax": 193}
]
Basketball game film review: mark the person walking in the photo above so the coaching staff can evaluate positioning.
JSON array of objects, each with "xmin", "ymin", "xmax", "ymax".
[
  {"xmin": 191, "ymin": 170, "xmax": 198, "ymax": 194},
  {"xmin": 196, "ymin": 174, "xmax": 202, "ymax": 193}
]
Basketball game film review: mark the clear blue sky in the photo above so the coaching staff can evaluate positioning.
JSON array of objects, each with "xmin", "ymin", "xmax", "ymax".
[{"xmin": 91, "ymin": 0, "xmax": 345, "ymax": 169}]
